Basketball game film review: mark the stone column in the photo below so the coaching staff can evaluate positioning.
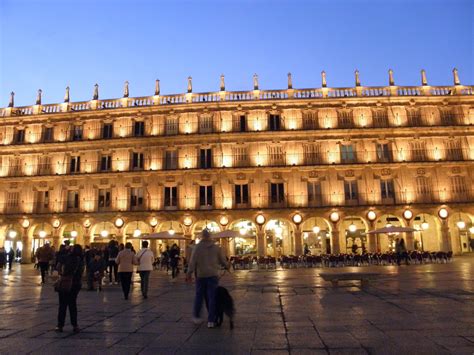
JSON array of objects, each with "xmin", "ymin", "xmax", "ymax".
[
  {"xmin": 83, "ymin": 228, "xmax": 91, "ymax": 246},
  {"xmin": 440, "ymin": 219, "xmax": 451, "ymax": 252},
  {"xmin": 21, "ymin": 227, "xmax": 32, "ymax": 264},
  {"xmin": 257, "ymin": 229, "xmax": 265, "ymax": 256},
  {"xmin": 52, "ymin": 228, "xmax": 60, "ymax": 250},
  {"xmin": 150, "ymin": 240, "xmax": 158, "ymax": 256},
  {"xmin": 405, "ymin": 220, "xmax": 415, "ymax": 250},
  {"xmin": 331, "ymin": 228, "xmax": 340, "ymax": 254},
  {"xmin": 367, "ymin": 222, "xmax": 376, "ymax": 252},
  {"xmin": 294, "ymin": 230, "xmax": 303, "ymax": 256}
]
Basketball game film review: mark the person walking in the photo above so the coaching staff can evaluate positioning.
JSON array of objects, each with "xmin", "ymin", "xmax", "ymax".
[
  {"xmin": 169, "ymin": 243, "xmax": 180, "ymax": 279},
  {"xmin": 55, "ymin": 244, "xmax": 84, "ymax": 333},
  {"xmin": 0, "ymin": 247, "xmax": 6, "ymax": 269},
  {"xmin": 7, "ymin": 248, "xmax": 14, "ymax": 270},
  {"xmin": 116, "ymin": 242, "xmax": 135, "ymax": 300},
  {"xmin": 107, "ymin": 240, "xmax": 119, "ymax": 285},
  {"xmin": 36, "ymin": 243, "xmax": 54, "ymax": 284},
  {"xmin": 135, "ymin": 241, "xmax": 155, "ymax": 299},
  {"xmin": 396, "ymin": 238, "xmax": 408, "ymax": 265},
  {"xmin": 186, "ymin": 229, "xmax": 229, "ymax": 328}
]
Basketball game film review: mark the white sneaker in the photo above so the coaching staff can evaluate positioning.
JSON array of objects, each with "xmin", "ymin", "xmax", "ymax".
[
  {"xmin": 192, "ymin": 317, "xmax": 204, "ymax": 325},
  {"xmin": 207, "ymin": 322, "xmax": 215, "ymax": 328}
]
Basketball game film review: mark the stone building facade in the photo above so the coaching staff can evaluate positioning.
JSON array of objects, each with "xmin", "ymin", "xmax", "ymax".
[{"xmin": 1, "ymin": 70, "xmax": 473, "ymax": 262}]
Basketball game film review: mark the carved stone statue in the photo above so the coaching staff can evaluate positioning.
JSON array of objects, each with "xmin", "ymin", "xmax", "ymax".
[
  {"xmin": 8, "ymin": 91, "xmax": 14, "ymax": 108},
  {"xmin": 64, "ymin": 86, "xmax": 70, "ymax": 103},
  {"xmin": 388, "ymin": 69, "xmax": 394, "ymax": 86},
  {"xmin": 155, "ymin": 79, "xmax": 160, "ymax": 95},
  {"xmin": 421, "ymin": 69, "xmax": 428, "ymax": 86},
  {"xmin": 123, "ymin": 81, "xmax": 129, "ymax": 98},
  {"xmin": 453, "ymin": 68, "xmax": 460, "ymax": 85},
  {"xmin": 187, "ymin": 76, "xmax": 192, "ymax": 93},
  {"xmin": 287, "ymin": 72, "xmax": 293, "ymax": 89},
  {"xmin": 36, "ymin": 89, "xmax": 42, "ymax": 105},
  {"xmin": 321, "ymin": 71, "xmax": 327, "ymax": 88},
  {"xmin": 220, "ymin": 74, "xmax": 225, "ymax": 91},
  {"xmin": 93, "ymin": 83, "xmax": 99, "ymax": 100},
  {"xmin": 355, "ymin": 70, "xmax": 361, "ymax": 87},
  {"xmin": 253, "ymin": 74, "xmax": 259, "ymax": 90}
]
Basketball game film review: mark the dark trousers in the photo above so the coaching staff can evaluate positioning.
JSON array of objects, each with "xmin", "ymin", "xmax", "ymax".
[
  {"xmin": 139, "ymin": 271, "xmax": 150, "ymax": 296},
  {"xmin": 108, "ymin": 261, "xmax": 118, "ymax": 282},
  {"xmin": 57, "ymin": 287, "xmax": 80, "ymax": 327},
  {"xmin": 8, "ymin": 259, "xmax": 13, "ymax": 270},
  {"xmin": 38, "ymin": 262, "xmax": 49, "ymax": 283},
  {"xmin": 193, "ymin": 276, "xmax": 218, "ymax": 323},
  {"xmin": 119, "ymin": 272, "xmax": 132, "ymax": 299}
]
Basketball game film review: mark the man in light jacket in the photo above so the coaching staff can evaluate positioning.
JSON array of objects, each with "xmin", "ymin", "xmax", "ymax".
[
  {"xmin": 115, "ymin": 242, "xmax": 135, "ymax": 300},
  {"xmin": 135, "ymin": 240, "xmax": 155, "ymax": 299},
  {"xmin": 186, "ymin": 229, "xmax": 228, "ymax": 328}
]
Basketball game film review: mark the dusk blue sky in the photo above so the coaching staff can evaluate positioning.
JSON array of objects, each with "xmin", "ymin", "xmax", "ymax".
[{"xmin": 0, "ymin": 0, "xmax": 472, "ymax": 107}]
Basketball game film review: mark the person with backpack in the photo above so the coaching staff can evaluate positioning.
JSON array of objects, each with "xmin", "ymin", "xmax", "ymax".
[{"xmin": 135, "ymin": 241, "xmax": 155, "ymax": 299}]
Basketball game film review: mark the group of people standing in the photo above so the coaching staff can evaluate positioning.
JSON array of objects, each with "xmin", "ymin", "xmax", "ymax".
[{"xmin": 0, "ymin": 247, "xmax": 16, "ymax": 270}]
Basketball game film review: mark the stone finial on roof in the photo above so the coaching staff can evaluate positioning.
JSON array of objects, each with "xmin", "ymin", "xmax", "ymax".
[
  {"xmin": 155, "ymin": 80, "xmax": 160, "ymax": 95},
  {"xmin": 421, "ymin": 69, "xmax": 428, "ymax": 86},
  {"xmin": 187, "ymin": 76, "xmax": 192, "ymax": 93},
  {"xmin": 453, "ymin": 68, "xmax": 460, "ymax": 86},
  {"xmin": 321, "ymin": 71, "xmax": 327, "ymax": 88},
  {"xmin": 388, "ymin": 69, "xmax": 395, "ymax": 86},
  {"xmin": 93, "ymin": 83, "xmax": 99, "ymax": 100},
  {"xmin": 8, "ymin": 91, "xmax": 14, "ymax": 108},
  {"xmin": 287, "ymin": 72, "xmax": 293, "ymax": 89},
  {"xmin": 36, "ymin": 89, "xmax": 42, "ymax": 105},
  {"xmin": 253, "ymin": 74, "xmax": 259, "ymax": 90},
  {"xmin": 64, "ymin": 86, "xmax": 70, "ymax": 103},
  {"xmin": 220, "ymin": 74, "xmax": 225, "ymax": 91},
  {"xmin": 355, "ymin": 69, "xmax": 361, "ymax": 87},
  {"xmin": 123, "ymin": 81, "xmax": 129, "ymax": 98}
]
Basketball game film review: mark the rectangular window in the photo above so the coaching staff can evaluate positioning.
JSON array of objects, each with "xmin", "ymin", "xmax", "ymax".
[
  {"xmin": 407, "ymin": 109, "xmax": 422, "ymax": 126},
  {"xmin": 344, "ymin": 181, "xmax": 358, "ymax": 201},
  {"xmin": 234, "ymin": 184, "xmax": 249, "ymax": 206},
  {"xmin": 70, "ymin": 156, "xmax": 81, "ymax": 173},
  {"xmin": 440, "ymin": 109, "xmax": 456, "ymax": 126},
  {"xmin": 416, "ymin": 176, "xmax": 431, "ymax": 200},
  {"xmin": 38, "ymin": 156, "xmax": 51, "ymax": 175},
  {"xmin": 100, "ymin": 155, "xmax": 112, "ymax": 172},
  {"xmin": 372, "ymin": 110, "xmax": 389, "ymax": 128},
  {"xmin": 376, "ymin": 143, "xmax": 392, "ymax": 162},
  {"xmin": 268, "ymin": 146, "xmax": 285, "ymax": 166},
  {"xmin": 102, "ymin": 123, "xmax": 113, "ymax": 139},
  {"xmin": 338, "ymin": 111, "xmax": 353, "ymax": 128},
  {"xmin": 200, "ymin": 148, "xmax": 212, "ymax": 169},
  {"xmin": 7, "ymin": 192, "xmax": 20, "ymax": 208},
  {"xmin": 445, "ymin": 140, "xmax": 463, "ymax": 161},
  {"xmin": 67, "ymin": 191, "xmax": 79, "ymax": 210},
  {"xmin": 14, "ymin": 129, "xmax": 25, "ymax": 144},
  {"xmin": 164, "ymin": 150, "xmax": 178, "ymax": 170},
  {"xmin": 307, "ymin": 181, "xmax": 322, "ymax": 206},
  {"xmin": 199, "ymin": 116, "xmax": 213, "ymax": 133},
  {"xmin": 43, "ymin": 127, "xmax": 54, "ymax": 142},
  {"xmin": 164, "ymin": 186, "xmax": 178, "ymax": 208},
  {"xmin": 380, "ymin": 179, "xmax": 395, "ymax": 199},
  {"xmin": 270, "ymin": 183, "xmax": 285, "ymax": 204},
  {"xmin": 451, "ymin": 176, "xmax": 466, "ymax": 195},
  {"xmin": 233, "ymin": 115, "xmax": 247, "ymax": 132},
  {"xmin": 36, "ymin": 190, "xmax": 50, "ymax": 210},
  {"xmin": 303, "ymin": 111, "xmax": 318, "ymax": 130},
  {"xmin": 132, "ymin": 152, "xmax": 144, "ymax": 170},
  {"xmin": 98, "ymin": 189, "xmax": 111, "ymax": 209},
  {"xmin": 304, "ymin": 144, "xmax": 321, "ymax": 165},
  {"xmin": 232, "ymin": 147, "xmax": 249, "ymax": 167},
  {"xmin": 268, "ymin": 114, "xmax": 281, "ymax": 131},
  {"xmin": 130, "ymin": 188, "xmax": 144, "ymax": 208},
  {"xmin": 134, "ymin": 121, "xmax": 145, "ymax": 137},
  {"xmin": 199, "ymin": 185, "xmax": 213, "ymax": 207},
  {"xmin": 165, "ymin": 117, "xmax": 178, "ymax": 135},
  {"xmin": 411, "ymin": 141, "xmax": 427, "ymax": 161},
  {"xmin": 72, "ymin": 126, "xmax": 83, "ymax": 141},
  {"xmin": 340, "ymin": 145, "xmax": 356, "ymax": 163}
]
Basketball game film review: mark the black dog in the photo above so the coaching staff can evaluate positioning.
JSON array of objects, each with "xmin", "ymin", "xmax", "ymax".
[{"xmin": 215, "ymin": 286, "xmax": 235, "ymax": 329}]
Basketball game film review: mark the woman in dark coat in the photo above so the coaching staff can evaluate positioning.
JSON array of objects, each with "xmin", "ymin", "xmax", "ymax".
[
  {"xmin": 55, "ymin": 244, "xmax": 84, "ymax": 333},
  {"xmin": 169, "ymin": 244, "xmax": 180, "ymax": 278}
]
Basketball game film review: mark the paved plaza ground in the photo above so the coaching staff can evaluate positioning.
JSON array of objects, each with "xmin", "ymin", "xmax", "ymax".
[{"xmin": 1, "ymin": 256, "xmax": 474, "ymax": 355}]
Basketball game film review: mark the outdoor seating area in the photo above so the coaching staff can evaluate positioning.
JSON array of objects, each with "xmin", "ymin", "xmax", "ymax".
[{"xmin": 229, "ymin": 251, "xmax": 453, "ymax": 270}]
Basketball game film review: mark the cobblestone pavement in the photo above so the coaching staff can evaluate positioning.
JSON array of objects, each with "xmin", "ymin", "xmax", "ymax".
[{"xmin": 1, "ymin": 255, "xmax": 474, "ymax": 355}]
